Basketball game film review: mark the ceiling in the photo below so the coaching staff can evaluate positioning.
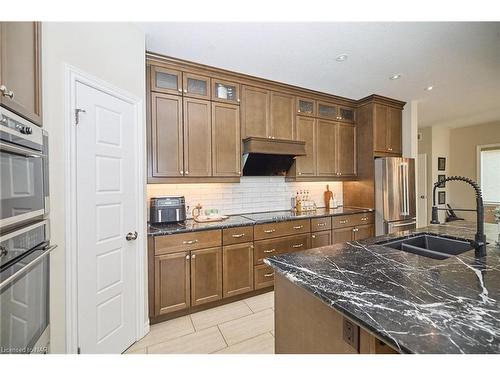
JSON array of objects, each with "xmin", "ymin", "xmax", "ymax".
[{"xmin": 140, "ymin": 22, "xmax": 500, "ymax": 128}]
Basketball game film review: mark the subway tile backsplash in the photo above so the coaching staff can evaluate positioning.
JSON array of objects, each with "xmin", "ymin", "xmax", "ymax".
[{"xmin": 147, "ymin": 177, "xmax": 343, "ymax": 218}]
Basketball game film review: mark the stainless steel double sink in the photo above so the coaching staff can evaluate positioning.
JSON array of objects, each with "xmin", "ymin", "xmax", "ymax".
[{"xmin": 376, "ymin": 234, "xmax": 475, "ymax": 260}]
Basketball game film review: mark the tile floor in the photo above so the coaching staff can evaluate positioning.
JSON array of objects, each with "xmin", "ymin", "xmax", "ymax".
[{"xmin": 125, "ymin": 291, "xmax": 275, "ymax": 354}]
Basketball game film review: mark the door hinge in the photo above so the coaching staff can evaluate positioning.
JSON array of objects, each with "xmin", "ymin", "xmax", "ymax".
[
  {"xmin": 77, "ymin": 347, "xmax": 81, "ymax": 354},
  {"xmin": 75, "ymin": 108, "xmax": 86, "ymax": 125}
]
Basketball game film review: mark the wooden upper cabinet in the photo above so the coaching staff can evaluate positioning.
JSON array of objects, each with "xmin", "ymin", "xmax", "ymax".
[
  {"xmin": 270, "ymin": 91, "xmax": 295, "ymax": 140},
  {"xmin": 151, "ymin": 66, "xmax": 182, "ymax": 95},
  {"xmin": 374, "ymin": 104, "xmax": 402, "ymax": 155},
  {"xmin": 151, "ymin": 93, "xmax": 184, "ymax": 177},
  {"xmin": 387, "ymin": 106, "xmax": 402, "ymax": 154},
  {"xmin": 0, "ymin": 22, "xmax": 42, "ymax": 126},
  {"xmin": 212, "ymin": 78, "xmax": 240, "ymax": 104},
  {"xmin": 294, "ymin": 116, "xmax": 316, "ymax": 176},
  {"xmin": 241, "ymin": 85, "xmax": 270, "ymax": 139},
  {"xmin": 212, "ymin": 102, "xmax": 241, "ymax": 177},
  {"xmin": 317, "ymin": 101, "xmax": 338, "ymax": 120},
  {"xmin": 154, "ymin": 252, "xmax": 190, "ymax": 315},
  {"xmin": 190, "ymin": 247, "xmax": 222, "ymax": 306},
  {"xmin": 338, "ymin": 106, "xmax": 355, "ymax": 123},
  {"xmin": 183, "ymin": 73, "xmax": 210, "ymax": 100},
  {"xmin": 296, "ymin": 97, "xmax": 315, "ymax": 117},
  {"xmin": 223, "ymin": 242, "xmax": 254, "ymax": 298},
  {"xmin": 336, "ymin": 123, "xmax": 356, "ymax": 176},
  {"xmin": 316, "ymin": 119, "xmax": 337, "ymax": 176},
  {"xmin": 183, "ymin": 97, "xmax": 212, "ymax": 177}
]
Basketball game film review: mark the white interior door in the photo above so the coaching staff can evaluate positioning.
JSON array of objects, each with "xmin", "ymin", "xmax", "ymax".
[
  {"xmin": 76, "ymin": 81, "xmax": 138, "ymax": 353},
  {"xmin": 417, "ymin": 153, "xmax": 427, "ymax": 228}
]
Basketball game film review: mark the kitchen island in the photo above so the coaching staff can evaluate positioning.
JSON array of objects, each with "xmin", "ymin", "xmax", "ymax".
[{"xmin": 265, "ymin": 222, "xmax": 500, "ymax": 354}]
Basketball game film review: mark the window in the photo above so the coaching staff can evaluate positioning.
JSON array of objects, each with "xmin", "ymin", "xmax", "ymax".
[{"xmin": 479, "ymin": 145, "xmax": 500, "ymax": 204}]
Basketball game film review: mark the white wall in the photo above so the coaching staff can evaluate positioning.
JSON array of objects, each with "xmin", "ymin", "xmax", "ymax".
[
  {"xmin": 147, "ymin": 178, "xmax": 343, "ymax": 219},
  {"xmin": 42, "ymin": 22, "xmax": 145, "ymax": 353}
]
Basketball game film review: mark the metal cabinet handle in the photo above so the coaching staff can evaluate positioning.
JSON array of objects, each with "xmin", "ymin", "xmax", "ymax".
[
  {"xmin": 292, "ymin": 243, "xmax": 304, "ymax": 248},
  {"xmin": 183, "ymin": 89, "xmax": 187, "ymax": 93},
  {"xmin": 191, "ymin": 254, "xmax": 196, "ymax": 259},
  {"xmin": 237, "ymin": 98, "xmax": 241, "ymax": 103},
  {"xmin": 180, "ymin": 171, "xmax": 184, "ymax": 175},
  {"xmin": 264, "ymin": 273, "xmax": 274, "ymax": 278},
  {"xmin": 231, "ymin": 234, "xmax": 245, "ymax": 238},
  {"xmin": 263, "ymin": 249, "xmax": 275, "ymax": 253},
  {"xmin": 0, "ymin": 85, "xmax": 14, "ymax": 98},
  {"xmin": 263, "ymin": 229, "xmax": 276, "ymax": 234},
  {"xmin": 178, "ymin": 88, "xmax": 182, "ymax": 93},
  {"xmin": 361, "ymin": 217, "xmax": 368, "ymax": 221},
  {"xmin": 126, "ymin": 231, "xmax": 138, "ymax": 241},
  {"xmin": 183, "ymin": 240, "xmax": 198, "ymax": 245},
  {"xmin": 311, "ymin": 235, "xmax": 316, "ymax": 239},
  {"xmin": 388, "ymin": 148, "xmax": 393, "ymax": 151},
  {"xmin": 186, "ymin": 255, "xmax": 190, "ymax": 260},
  {"xmin": 340, "ymin": 220, "xmax": 348, "ymax": 224},
  {"xmin": 352, "ymin": 228, "xmax": 359, "ymax": 232},
  {"xmin": 293, "ymin": 225, "xmax": 304, "ymax": 230},
  {"xmin": 185, "ymin": 171, "xmax": 189, "ymax": 175},
  {"xmin": 317, "ymin": 223, "xmax": 326, "ymax": 227}
]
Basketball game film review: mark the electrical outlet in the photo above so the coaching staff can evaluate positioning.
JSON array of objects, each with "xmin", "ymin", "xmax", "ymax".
[{"xmin": 343, "ymin": 317, "xmax": 360, "ymax": 352}]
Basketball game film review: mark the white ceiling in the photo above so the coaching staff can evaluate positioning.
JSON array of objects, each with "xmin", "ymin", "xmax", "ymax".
[{"xmin": 140, "ymin": 22, "xmax": 500, "ymax": 128}]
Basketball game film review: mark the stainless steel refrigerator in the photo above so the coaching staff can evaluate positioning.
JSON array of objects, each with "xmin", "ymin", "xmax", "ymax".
[{"xmin": 374, "ymin": 157, "xmax": 416, "ymax": 235}]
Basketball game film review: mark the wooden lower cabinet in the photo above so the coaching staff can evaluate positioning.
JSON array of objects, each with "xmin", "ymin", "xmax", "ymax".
[
  {"xmin": 223, "ymin": 242, "xmax": 254, "ymax": 298},
  {"xmin": 190, "ymin": 247, "xmax": 222, "ymax": 306},
  {"xmin": 254, "ymin": 264, "xmax": 275, "ymax": 290},
  {"xmin": 154, "ymin": 251, "xmax": 190, "ymax": 316},
  {"xmin": 311, "ymin": 230, "xmax": 332, "ymax": 248},
  {"xmin": 332, "ymin": 227, "xmax": 354, "ymax": 244},
  {"xmin": 354, "ymin": 224, "xmax": 374, "ymax": 241}
]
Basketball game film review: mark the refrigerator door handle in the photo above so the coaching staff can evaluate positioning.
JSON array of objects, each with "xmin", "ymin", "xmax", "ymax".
[
  {"xmin": 405, "ymin": 162, "xmax": 410, "ymax": 216},
  {"xmin": 400, "ymin": 163, "xmax": 407, "ymax": 216}
]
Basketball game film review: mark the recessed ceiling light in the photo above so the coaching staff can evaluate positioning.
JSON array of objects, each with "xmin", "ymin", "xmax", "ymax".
[
  {"xmin": 425, "ymin": 86, "xmax": 434, "ymax": 91},
  {"xmin": 336, "ymin": 54, "xmax": 348, "ymax": 62},
  {"xmin": 389, "ymin": 74, "xmax": 402, "ymax": 80}
]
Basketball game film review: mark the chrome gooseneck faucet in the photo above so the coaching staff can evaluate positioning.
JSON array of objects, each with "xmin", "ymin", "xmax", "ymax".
[{"xmin": 430, "ymin": 176, "xmax": 486, "ymax": 257}]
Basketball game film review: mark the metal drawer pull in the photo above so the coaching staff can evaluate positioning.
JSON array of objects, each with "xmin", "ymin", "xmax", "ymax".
[
  {"xmin": 311, "ymin": 235, "xmax": 316, "ymax": 239},
  {"xmin": 264, "ymin": 273, "xmax": 274, "ymax": 278},
  {"xmin": 339, "ymin": 220, "xmax": 348, "ymax": 224},
  {"xmin": 317, "ymin": 223, "xmax": 327, "ymax": 227},
  {"xmin": 263, "ymin": 249, "xmax": 276, "ymax": 253},
  {"xmin": 292, "ymin": 243, "xmax": 304, "ymax": 248},
  {"xmin": 183, "ymin": 240, "xmax": 198, "ymax": 245},
  {"xmin": 361, "ymin": 217, "xmax": 368, "ymax": 221},
  {"xmin": 353, "ymin": 228, "xmax": 359, "ymax": 232},
  {"xmin": 263, "ymin": 229, "xmax": 276, "ymax": 233},
  {"xmin": 231, "ymin": 233, "xmax": 245, "ymax": 238},
  {"xmin": 185, "ymin": 255, "xmax": 190, "ymax": 260},
  {"xmin": 293, "ymin": 225, "xmax": 304, "ymax": 230},
  {"xmin": 191, "ymin": 254, "xmax": 196, "ymax": 259}
]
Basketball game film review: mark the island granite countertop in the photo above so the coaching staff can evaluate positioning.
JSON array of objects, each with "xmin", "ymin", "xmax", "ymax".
[
  {"xmin": 148, "ymin": 206, "xmax": 374, "ymax": 236},
  {"xmin": 264, "ymin": 222, "xmax": 500, "ymax": 354}
]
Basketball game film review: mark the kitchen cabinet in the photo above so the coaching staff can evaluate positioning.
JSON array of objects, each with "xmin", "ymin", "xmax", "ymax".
[
  {"xmin": 374, "ymin": 103, "xmax": 402, "ymax": 155},
  {"xmin": 332, "ymin": 227, "xmax": 354, "ymax": 244},
  {"xmin": 183, "ymin": 97, "xmax": 212, "ymax": 177},
  {"xmin": 211, "ymin": 102, "xmax": 241, "ymax": 177},
  {"xmin": 270, "ymin": 91, "xmax": 295, "ymax": 140},
  {"xmin": 293, "ymin": 116, "xmax": 316, "ymax": 177},
  {"xmin": 223, "ymin": 242, "xmax": 254, "ymax": 298},
  {"xmin": 190, "ymin": 247, "xmax": 222, "ymax": 306},
  {"xmin": 150, "ymin": 66, "xmax": 183, "ymax": 95},
  {"xmin": 154, "ymin": 252, "xmax": 190, "ymax": 315},
  {"xmin": 317, "ymin": 101, "xmax": 338, "ymax": 120},
  {"xmin": 296, "ymin": 97, "xmax": 315, "ymax": 117},
  {"xmin": 0, "ymin": 22, "xmax": 42, "ymax": 126},
  {"xmin": 316, "ymin": 119, "xmax": 337, "ymax": 176},
  {"xmin": 336, "ymin": 123, "xmax": 356, "ymax": 176},
  {"xmin": 183, "ymin": 72, "xmax": 210, "ymax": 100},
  {"xmin": 353, "ymin": 224, "xmax": 374, "ymax": 241},
  {"xmin": 254, "ymin": 233, "xmax": 310, "ymax": 265},
  {"xmin": 241, "ymin": 85, "xmax": 270, "ymax": 139},
  {"xmin": 311, "ymin": 230, "xmax": 332, "ymax": 248},
  {"xmin": 338, "ymin": 106, "xmax": 355, "ymax": 122},
  {"xmin": 212, "ymin": 78, "xmax": 240, "ymax": 104},
  {"xmin": 254, "ymin": 264, "xmax": 275, "ymax": 290},
  {"xmin": 150, "ymin": 93, "xmax": 184, "ymax": 177}
]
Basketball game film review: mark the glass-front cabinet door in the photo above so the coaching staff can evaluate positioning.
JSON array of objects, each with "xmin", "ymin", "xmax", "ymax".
[
  {"xmin": 338, "ymin": 107, "xmax": 355, "ymax": 122},
  {"xmin": 212, "ymin": 79, "xmax": 240, "ymax": 104},
  {"xmin": 296, "ymin": 97, "xmax": 315, "ymax": 117},
  {"xmin": 317, "ymin": 101, "xmax": 338, "ymax": 120},
  {"xmin": 182, "ymin": 73, "xmax": 210, "ymax": 100},
  {"xmin": 151, "ymin": 66, "xmax": 182, "ymax": 95}
]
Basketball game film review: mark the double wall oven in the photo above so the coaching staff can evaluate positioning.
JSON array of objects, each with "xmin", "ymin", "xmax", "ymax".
[{"xmin": 0, "ymin": 107, "xmax": 54, "ymax": 354}]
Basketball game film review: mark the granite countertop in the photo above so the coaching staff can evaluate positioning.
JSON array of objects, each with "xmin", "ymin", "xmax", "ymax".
[
  {"xmin": 264, "ymin": 222, "xmax": 500, "ymax": 354},
  {"xmin": 148, "ymin": 206, "xmax": 374, "ymax": 236}
]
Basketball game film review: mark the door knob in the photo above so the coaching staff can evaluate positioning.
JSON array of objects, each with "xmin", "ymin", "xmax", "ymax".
[
  {"xmin": 126, "ymin": 231, "xmax": 138, "ymax": 241},
  {"xmin": 420, "ymin": 195, "xmax": 425, "ymax": 199}
]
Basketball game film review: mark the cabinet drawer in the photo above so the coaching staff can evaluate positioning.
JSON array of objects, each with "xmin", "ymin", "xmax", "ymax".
[
  {"xmin": 222, "ymin": 226, "xmax": 254, "ymax": 245},
  {"xmin": 254, "ymin": 233, "xmax": 310, "ymax": 265},
  {"xmin": 311, "ymin": 217, "xmax": 332, "ymax": 232},
  {"xmin": 154, "ymin": 230, "xmax": 222, "ymax": 255},
  {"xmin": 254, "ymin": 264, "xmax": 275, "ymax": 289},
  {"xmin": 254, "ymin": 219, "xmax": 310, "ymax": 240},
  {"xmin": 332, "ymin": 213, "xmax": 374, "ymax": 229}
]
